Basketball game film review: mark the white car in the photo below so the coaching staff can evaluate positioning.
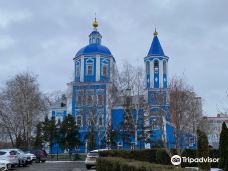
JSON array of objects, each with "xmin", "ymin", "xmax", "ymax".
[
  {"xmin": 25, "ymin": 152, "xmax": 36, "ymax": 162},
  {"xmin": 0, "ymin": 149, "xmax": 19, "ymax": 167},
  {"xmin": 13, "ymin": 149, "xmax": 30, "ymax": 166},
  {"xmin": 0, "ymin": 159, "xmax": 11, "ymax": 171},
  {"xmin": 85, "ymin": 149, "xmax": 109, "ymax": 169}
]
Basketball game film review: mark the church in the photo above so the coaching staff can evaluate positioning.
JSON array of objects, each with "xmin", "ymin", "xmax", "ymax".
[{"xmin": 49, "ymin": 18, "xmax": 196, "ymax": 153}]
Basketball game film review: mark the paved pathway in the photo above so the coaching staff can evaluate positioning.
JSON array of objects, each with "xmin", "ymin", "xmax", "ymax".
[{"xmin": 14, "ymin": 161, "xmax": 95, "ymax": 171}]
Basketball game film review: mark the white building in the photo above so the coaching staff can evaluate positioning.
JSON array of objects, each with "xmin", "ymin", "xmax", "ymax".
[{"xmin": 204, "ymin": 113, "xmax": 228, "ymax": 148}]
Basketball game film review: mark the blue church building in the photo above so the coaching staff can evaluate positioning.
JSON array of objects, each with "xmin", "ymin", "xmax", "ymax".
[{"xmin": 49, "ymin": 19, "xmax": 196, "ymax": 153}]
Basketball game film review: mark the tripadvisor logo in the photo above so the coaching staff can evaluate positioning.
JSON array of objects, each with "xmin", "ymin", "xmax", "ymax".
[
  {"xmin": 171, "ymin": 155, "xmax": 182, "ymax": 166},
  {"xmin": 171, "ymin": 155, "xmax": 220, "ymax": 166}
]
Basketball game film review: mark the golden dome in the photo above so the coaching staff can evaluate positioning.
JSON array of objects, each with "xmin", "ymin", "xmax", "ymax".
[
  {"xmin": 154, "ymin": 29, "xmax": 158, "ymax": 36},
  {"xmin": 93, "ymin": 18, "xmax": 98, "ymax": 28}
]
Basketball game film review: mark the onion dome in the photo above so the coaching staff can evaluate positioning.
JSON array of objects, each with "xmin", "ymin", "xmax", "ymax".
[{"xmin": 75, "ymin": 18, "xmax": 112, "ymax": 57}]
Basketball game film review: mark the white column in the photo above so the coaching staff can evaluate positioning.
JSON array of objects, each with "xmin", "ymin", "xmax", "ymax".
[
  {"xmin": 66, "ymin": 83, "xmax": 73, "ymax": 114},
  {"xmin": 150, "ymin": 60, "xmax": 154, "ymax": 88},
  {"xmin": 159, "ymin": 60, "xmax": 163, "ymax": 88},
  {"xmin": 162, "ymin": 116, "xmax": 167, "ymax": 143},
  {"xmin": 96, "ymin": 55, "xmax": 100, "ymax": 81},
  {"xmin": 110, "ymin": 58, "xmax": 113, "ymax": 81},
  {"xmin": 80, "ymin": 57, "xmax": 84, "ymax": 82}
]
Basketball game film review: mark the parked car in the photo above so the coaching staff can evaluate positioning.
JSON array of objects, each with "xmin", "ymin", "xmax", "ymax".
[
  {"xmin": 30, "ymin": 150, "xmax": 47, "ymax": 163},
  {"xmin": 85, "ymin": 149, "xmax": 108, "ymax": 169},
  {"xmin": 0, "ymin": 149, "xmax": 19, "ymax": 167},
  {"xmin": 0, "ymin": 159, "xmax": 11, "ymax": 171},
  {"xmin": 24, "ymin": 152, "xmax": 36, "ymax": 163},
  {"xmin": 13, "ymin": 149, "xmax": 30, "ymax": 166}
]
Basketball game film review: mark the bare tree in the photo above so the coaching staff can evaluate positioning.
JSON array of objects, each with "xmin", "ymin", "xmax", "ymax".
[
  {"xmin": 116, "ymin": 62, "xmax": 145, "ymax": 97},
  {"xmin": 115, "ymin": 63, "xmax": 146, "ymax": 149},
  {"xmin": 198, "ymin": 116, "xmax": 211, "ymax": 135},
  {"xmin": 142, "ymin": 76, "xmax": 202, "ymax": 157},
  {"xmin": 0, "ymin": 72, "xmax": 49, "ymax": 149},
  {"xmin": 169, "ymin": 76, "xmax": 202, "ymax": 155},
  {"xmin": 105, "ymin": 83, "xmax": 118, "ymax": 149},
  {"xmin": 145, "ymin": 88, "xmax": 172, "ymax": 156},
  {"xmin": 46, "ymin": 90, "xmax": 65, "ymax": 105}
]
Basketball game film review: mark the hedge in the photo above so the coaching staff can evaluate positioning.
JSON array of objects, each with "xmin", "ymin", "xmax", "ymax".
[
  {"xmin": 96, "ymin": 157, "xmax": 192, "ymax": 171},
  {"xmin": 99, "ymin": 149, "xmax": 158, "ymax": 163},
  {"xmin": 181, "ymin": 149, "xmax": 197, "ymax": 168},
  {"xmin": 100, "ymin": 149, "xmax": 220, "ymax": 167},
  {"xmin": 156, "ymin": 148, "xmax": 171, "ymax": 165}
]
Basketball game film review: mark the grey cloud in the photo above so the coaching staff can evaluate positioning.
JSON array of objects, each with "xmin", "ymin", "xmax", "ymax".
[{"xmin": 0, "ymin": 0, "xmax": 227, "ymax": 115}]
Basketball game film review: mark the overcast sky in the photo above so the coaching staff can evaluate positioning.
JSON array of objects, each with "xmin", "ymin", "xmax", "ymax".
[{"xmin": 0, "ymin": 0, "xmax": 227, "ymax": 116}]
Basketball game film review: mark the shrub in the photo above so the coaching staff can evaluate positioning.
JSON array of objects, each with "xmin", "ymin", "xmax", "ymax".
[
  {"xmin": 197, "ymin": 129, "xmax": 211, "ymax": 170},
  {"xmin": 209, "ymin": 149, "xmax": 220, "ymax": 168},
  {"xmin": 181, "ymin": 149, "xmax": 197, "ymax": 168},
  {"xmin": 156, "ymin": 148, "xmax": 171, "ymax": 165},
  {"xmin": 99, "ymin": 149, "xmax": 157, "ymax": 163},
  {"xmin": 225, "ymin": 158, "xmax": 228, "ymax": 171},
  {"xmin": 219, "ymin": 122, "xmax": 228, "ymax": 169},
  {"xmin": 97, "ymin": 157, "xmax": 191, "ymax": 171},
  {"xmin": 100, "ymin": 148, "xmax": 220, "ymax": 168}
]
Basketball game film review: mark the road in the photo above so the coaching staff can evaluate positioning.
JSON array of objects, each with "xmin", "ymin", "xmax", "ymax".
[{"xmin": 14, "ymin": 161, "xmax": 96, "ymax": 171}]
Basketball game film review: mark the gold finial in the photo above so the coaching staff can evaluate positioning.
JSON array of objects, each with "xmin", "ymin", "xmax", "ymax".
[
  {"xmin": 92, "ymin": 14, "xmax": 98, "ymax": 28},
  {"xmin": 154, "ymin": 27, "xmax": 158, "ymax": 36}
]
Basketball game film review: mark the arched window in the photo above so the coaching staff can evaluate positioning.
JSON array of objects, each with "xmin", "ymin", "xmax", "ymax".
[
  {"xmin": 56, "ymin": 113, "xmax": 62, "ymax": 123},
  {"xmin": 146, "ymin": 61, "xmax": 150, "ymax": 73},
  {"xmin": 102, "ymin": 64, "xmax": 108, "ymax": 76},
  {"xmin": 98, "ymin": 116, "xmax": 102, "ymax": 126},
  {"xmin": 86, "ymin": 59, "xmax": 94, "ymax": 75},
  {"xmin": 96, "ymin": 38, "xmax": 100, "ymax": 44},
  {"xmin": 87, "ymin": 118, "xmax": 92, "ymax": 126},
  {"xmin": 87, "ymin": 95, "xmax": 93, "ymax": 105},
  {"xmin": 97, "ymin": 94, "xmax": 104, "ymax": 105},
  {"xmin": 76, "ymin": 95, "xmax": 83, "ymax": 106},
  {"xmin": 154, "ymin": 60, "xmax": 159, "ymax": 72},
  {"xmin": 76, "ymin": 115, "xmax": 82, "ymax": 126},
  {"xmin": 75, "ymin": 62, "xmax": 80, "ymax": 77},
  {"xmin": 163, "ymin": 61, "xmax": 167, "ymax": 74}
]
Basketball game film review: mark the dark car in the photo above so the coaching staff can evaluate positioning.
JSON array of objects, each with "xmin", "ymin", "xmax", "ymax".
[{"xmin": 30, "ymin": 150, "xmax": 47, "ymax": 163}]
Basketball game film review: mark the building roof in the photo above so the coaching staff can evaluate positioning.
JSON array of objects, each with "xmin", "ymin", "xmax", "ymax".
[
  {"xmin": 89, "ymin": 30, "xmax": 101, "ymax": 36},
  {"xmin": 147, "ymin": 32, "xmax": 165, "ymax": 56},
  {"xmin": 76, "ymin": 43, "xmax": 112, "ymax": 57}
]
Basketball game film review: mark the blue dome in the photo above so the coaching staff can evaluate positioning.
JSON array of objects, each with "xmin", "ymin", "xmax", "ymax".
[
  {"xmin": 89, "ymin": 31, "xmax": 101, "ymax": 36},
  {"xmin": 76, "ymin": 44, "xmax": 112, "ymax": 57}
]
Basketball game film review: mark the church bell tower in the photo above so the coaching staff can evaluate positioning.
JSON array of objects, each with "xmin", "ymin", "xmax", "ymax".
[{"xmin": 144, "ymin": 29, "xmax": 170, "ymax": 121}]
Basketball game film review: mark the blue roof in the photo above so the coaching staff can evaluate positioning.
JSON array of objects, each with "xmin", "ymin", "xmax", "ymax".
[
  {"xmin": 89, "ymin": 31, "xmax": 101, "ymax": 36},
  {"xmin": 147, "ymin": 35, "xmax": 165, "ymax": 56},
  {"xmin": 76, "ymin": 43, "xmax": 112, "ymax": 57}
]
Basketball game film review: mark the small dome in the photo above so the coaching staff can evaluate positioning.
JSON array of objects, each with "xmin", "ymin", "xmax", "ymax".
[
  {"xmin": 75, "ymin": 44, "xmax": 112, "ymax": 57},
  {"xmin": 89, "ymin": 31, "xmax": 101, "ymax": 37}
]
